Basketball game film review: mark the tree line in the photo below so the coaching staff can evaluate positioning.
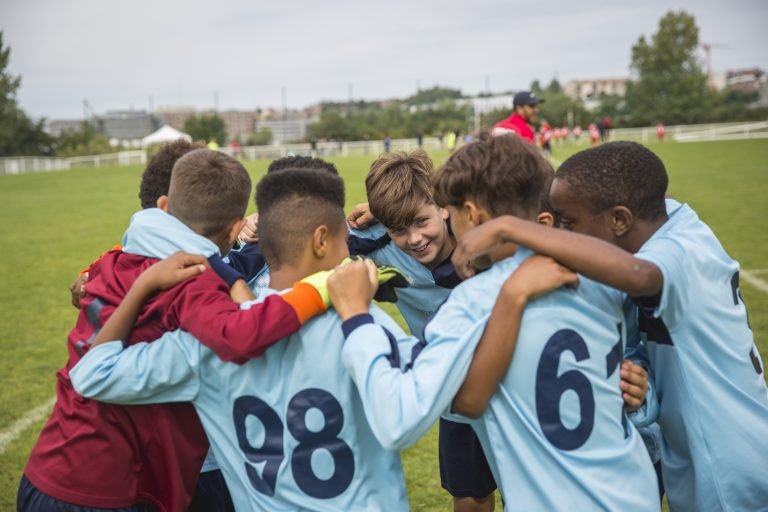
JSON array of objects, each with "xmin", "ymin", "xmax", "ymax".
[{"xmin": 1, "ymin": 11, "xmax": 766, "ymax": 156}]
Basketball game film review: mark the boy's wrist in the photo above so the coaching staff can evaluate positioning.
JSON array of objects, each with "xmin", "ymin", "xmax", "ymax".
[{"xmin": 335, "ymin": 300, "xmax": 371, "ymax": 321}]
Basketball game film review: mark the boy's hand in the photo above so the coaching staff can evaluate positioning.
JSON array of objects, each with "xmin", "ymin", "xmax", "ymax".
[
  {"xmin": 620, "ymin": 360, "xmax": 649, "ymax": 412},
  {"xmin": 70, "ymin": 272, "xmax": 89, "ymax": 309},
  {"xmin": 504, "ymin": 255, "xmax": 578, "ymax": 301},
  {"xmin": 347, "ymin": 202, "xmax": 377, "ymax": 230},
  {"xmin": 238, "ymin": 212, "xmax": 259, "ymax": 244},
  {"xmin": 453, "ymin": 217, "xmax": 512, "ymax": 279},
  {"xmin": 328, "ymin": 259, "xmax": 378, "ymax": 320},
  {"xmin": 134, "ymin": 251, "xmax": 209, "ymax": 297}
]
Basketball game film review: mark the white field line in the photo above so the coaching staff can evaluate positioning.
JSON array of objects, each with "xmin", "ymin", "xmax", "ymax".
[
  {"xmin": 0, "ymin": 397, "xmax": 55, "ymax": 454},
  {"xmin": 2, "ymin": 268, "xmax": 768, "ymax": 453},
  {"xmin": 741, "ymin": 270, "xmax": 768, "ymax": 295}
]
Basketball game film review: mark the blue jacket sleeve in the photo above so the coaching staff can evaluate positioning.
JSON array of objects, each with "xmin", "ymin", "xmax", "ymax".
[
  {"xmin": 224, "ymin": 243, "xmax": 267, "ymax": 281},
  {"xmin": 69, "ymin": 332, "xmax": 203, "ymax": 404}
]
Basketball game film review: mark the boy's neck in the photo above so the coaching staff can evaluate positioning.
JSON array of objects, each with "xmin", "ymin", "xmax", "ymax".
[
  {"xmin": 622, "ymin": 215, "xmax": 668, "ymax": 253},
  {"xmin": 425, "ymin": 233, "xmax": 456, "ymax": 270},
  {"xmin": 269, "ymin": 265, "xmax": 306, "ymax": 291}
]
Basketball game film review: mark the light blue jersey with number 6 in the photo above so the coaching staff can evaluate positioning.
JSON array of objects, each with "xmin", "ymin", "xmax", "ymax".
[{"xmin": 70, "ymin": 290, "xmax": 418, "ymax": 512}]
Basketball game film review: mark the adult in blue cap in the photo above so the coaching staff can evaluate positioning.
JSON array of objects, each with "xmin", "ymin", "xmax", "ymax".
[{"xmin": 491, "ymin": 91, "xmax": 544, "ymax": 143}]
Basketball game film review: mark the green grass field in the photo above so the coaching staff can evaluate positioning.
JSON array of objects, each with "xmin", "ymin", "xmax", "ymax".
[{"xmin": 0, "ymin": 139, "xmax": 766, "ymax": 509}]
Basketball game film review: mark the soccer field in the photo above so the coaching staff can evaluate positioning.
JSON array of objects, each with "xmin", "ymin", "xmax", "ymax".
[{"xmin": 0, "ymin": 139, "xmax": 766, "ymax": 509}]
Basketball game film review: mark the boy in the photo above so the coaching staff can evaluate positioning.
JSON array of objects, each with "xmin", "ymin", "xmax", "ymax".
[
  {"xmin": 20, "ymin": 150, "xmax": 330, "ymax": 511},
  {"xmin": 334, "ymin": 135, "xmax": 659, "ymax": 510},
  {"xmin": 69, "ymin": 168, "xmax": 575, "ymax": 510},
  {"xmin": 451, "ymin": 141, "xmax": 768, "ymax": 511},
  {"xmin": 348, "ymin": 149, "xmax": 499, "ymax": 511},
  {"xmin": 350, "ymin": 148, "xmax": 650, "ymax": 511}
]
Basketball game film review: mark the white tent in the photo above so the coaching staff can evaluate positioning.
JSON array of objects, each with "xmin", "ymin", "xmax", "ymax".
[{"xmin": 141, "ymin": 125, "xmax": 192, "ymax": 147}]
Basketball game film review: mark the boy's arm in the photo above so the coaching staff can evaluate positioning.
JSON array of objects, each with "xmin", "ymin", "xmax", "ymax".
[
  {"xmin": 330, "ymin": 262, "xmax": 484, "ymax": 450},
  {"xmin": 168, "ymin": 255, "xmax": 333, "ymax": 363},
  {"xmin": 91, "ymin": 252, "xmax": 208, "ymax": 347},
  {"xmin": 452, "ymin": 256, "xmax": 579, "ymax": 418},
  {"xmin": 71, "ymin": 330, "xmax": 203, "ymax": 404},
  {"xmin": 453, "ymin": 215, "xmax": 663, "ymax": 297}
]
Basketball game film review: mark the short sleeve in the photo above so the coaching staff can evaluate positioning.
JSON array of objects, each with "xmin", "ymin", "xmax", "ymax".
[{"xmin": 634, "ymin": 235, "xmax": 689, "ymax": 330}]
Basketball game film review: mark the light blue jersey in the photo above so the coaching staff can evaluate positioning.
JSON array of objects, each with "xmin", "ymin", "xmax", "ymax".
[
  {"xmin": 122, "ymin": 208, "xmax": 221, "ymax": 259},
  {"xmin": 343, "ymin": 248, "xmax": 659, "ymax": 511},
  {"xmin": 633, "ymin": 199, "xmax": 768, "ymax": 511},
  {"xmin": 349, "ymin": 224, "xmax": 453, "ymax": 336},
  {"xmin": 71, "ymin": 293, "xmax": 417, "ymax": 512}
]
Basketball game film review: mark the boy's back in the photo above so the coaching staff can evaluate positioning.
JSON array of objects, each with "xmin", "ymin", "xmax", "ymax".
[
  {"xmin": 443, "ymin": 250, "xmax": 658, "ymax": 510},
  {"xmin": 634, "ymin": 199, "xmax": 768, "ymax": 510},
  {"xmin": 24, "ymin": 250, "xmax": 220, "ymax": 509},
  {"xmin": 72, "ymin": 291, "xmax": 414, "ymax": 511}
]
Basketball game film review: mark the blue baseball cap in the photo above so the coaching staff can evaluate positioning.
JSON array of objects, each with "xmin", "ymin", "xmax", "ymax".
[{"xmin": 513, "ymin": 91, "xmax": 545, "ymax": 106}]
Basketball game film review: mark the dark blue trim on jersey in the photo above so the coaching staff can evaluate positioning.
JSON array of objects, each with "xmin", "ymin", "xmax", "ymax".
[
  {"xmin": 341, "ymin": 314, "xmax": 401, "ymax": 368},
  {"xmin": 431, "ymin": 254, "xmax": 462, "ymax": 289},
  {"xmin": 341, "ymin": 314, "xmax": 375, "ymax": 338},
  {"xmin": 637, "ymin": 308, "xmax": 674, "ymax": 346},
  {"xmin": 348, "ymin": 232, "xmax": 392, "ymax": 256},
  {"xmin": 209, "ymin": 253, "xmax": 246, "ymax": 287},
  {"xmin": 404, "ymin": 340, "xmax": 427, "ymax": 372},
  {"xmin": 224, "ymin": 243, "xmax": 266, "ymax": 283},
  {"xmin": 381, "ymin": 327, "xmax": 402, "ymax": 368}
]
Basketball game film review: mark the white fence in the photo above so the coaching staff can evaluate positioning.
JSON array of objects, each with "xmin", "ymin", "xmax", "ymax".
[
  {"xmin": 608, "ymin": 121, "xmax": 768, "ymax": 143},
  {"xmin": 0, "ymin": 150, "xmax": 147, "ymax": 176},
  {"xmin": 2, "ymin": 122, "xmax": 766, "ymax": 175}
]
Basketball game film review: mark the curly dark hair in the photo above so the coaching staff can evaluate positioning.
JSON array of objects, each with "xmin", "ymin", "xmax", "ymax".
[
  {"xmin": 138, "ymin": 139, "xmax": 205, "ymax": 209},
  {"xmin": 555, "ymin": 141, "xmax": 668, "ymax": 221},
  {"xmin": 267, "ymin": 155, "xmax": 339, "ymax": 175}
]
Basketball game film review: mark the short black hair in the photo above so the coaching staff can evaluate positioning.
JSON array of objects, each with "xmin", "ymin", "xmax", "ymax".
[
  {"xmin": 256, "ymin": 169, "xmax": 346, "ymax": 268},
  {"xmin": 138, "ymin": 139, "xmax": 205, "ymax": 209},
  {"xmin": 555, "ymin": 141, "xmax": 668, "ymax": 221},
  {"xmin": 267, "ymin": 155, "xmax": 339, "ymax": 175}
]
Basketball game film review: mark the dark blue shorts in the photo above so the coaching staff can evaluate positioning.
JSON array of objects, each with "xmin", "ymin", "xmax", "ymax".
[
  {"xmin": 438, "ymin": 418, "xmax": 497, "ymax": 498},
  {"xmin": 188, "ymin": 470, "xmax": 234, "ymax": 512},
  {"xmin": 17, "ymin": 475, "xmax": 154, "ymax": 512}
]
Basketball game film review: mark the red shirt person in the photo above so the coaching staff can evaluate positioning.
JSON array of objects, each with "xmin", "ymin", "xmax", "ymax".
[{"xmin": 492, "ymin": 91, "xmax": 544, "ymax": 143}]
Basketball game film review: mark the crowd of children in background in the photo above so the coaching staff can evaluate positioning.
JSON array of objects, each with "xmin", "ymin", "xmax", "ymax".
[{"xmin": 16, "ymin": 107, "xmax": 768, "ymax": 512}]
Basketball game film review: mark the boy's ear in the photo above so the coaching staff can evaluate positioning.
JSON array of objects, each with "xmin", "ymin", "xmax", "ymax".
[
  {"xmin": 156, "ymin": 195, "xmax": 169, "ymax": 212},
  {"xmin": 609, "ymin": 206, "xmax": 633, "ymax": 237},
  {"xmin": 312, "ymin": 225, "xmax": 329, "ymax": 257},
  {"xmin": 464, "ymin": 201, "xmax": 481, "ymax": 227},
  {"xmin": 439, "ymin": 207, "xmax": 450, "ymax": 221},
  {"xmin": 537, "ymin": 212, "xmax": 555, "ymax": 227},
  {"xmin": 228, "ymin": 219, "xmax": 247, "ymax": 246}
]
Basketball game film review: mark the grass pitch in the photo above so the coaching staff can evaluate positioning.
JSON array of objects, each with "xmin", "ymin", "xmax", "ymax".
[{"xmin": 0, "ymin": 139, "xmax": 766, "ymax": 509}]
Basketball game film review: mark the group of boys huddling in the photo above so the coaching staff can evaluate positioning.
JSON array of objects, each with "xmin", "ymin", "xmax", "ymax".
[{"xmin": 18, "ymin": 133, "xmax": 768, "ymax": 512}]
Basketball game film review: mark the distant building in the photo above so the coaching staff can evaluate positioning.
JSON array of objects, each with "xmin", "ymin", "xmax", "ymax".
[
  {"xmin": 218, "ymin": 110, "xmax": 259, "ymax": 142},
  {"xmin": 725, "ymin": 68, "xmax": 766, "ymax": 93},
  {"xmin": 157, "ymin": 106, "xmax": 196, "ymax": 131},
  {"xmin": 99, "ymin": 110, "xmax": 160, "ymax": 147},
  {"xmin": 455, "ymin": 94, "xmax": 515, "ymax": 115},
  {"xmin": 45, "ymin": 119, "xmax": 83, "ymax": 137},
  {"xmin": 257, "ymin": 110, "xmax": 319, "ymax": 144},
  {"xmin": 564, "ymin": 78, "xmax": 627, "ymax": 110}
]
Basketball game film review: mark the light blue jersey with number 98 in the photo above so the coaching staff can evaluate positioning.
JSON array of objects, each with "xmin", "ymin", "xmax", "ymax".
[{"xmin": 70, "ymin": 290, "xmax": 418, "ymax": 512}]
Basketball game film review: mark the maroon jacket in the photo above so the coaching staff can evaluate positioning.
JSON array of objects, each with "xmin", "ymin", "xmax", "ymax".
[{"xmin": 24, "ymin": 250, "xmax": 306, "ymax": 510}]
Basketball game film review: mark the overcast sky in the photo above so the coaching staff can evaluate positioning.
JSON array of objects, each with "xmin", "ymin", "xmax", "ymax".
[{"xmin": 2, "ymin": 0, "xmax": 766, "ymax": 120}]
